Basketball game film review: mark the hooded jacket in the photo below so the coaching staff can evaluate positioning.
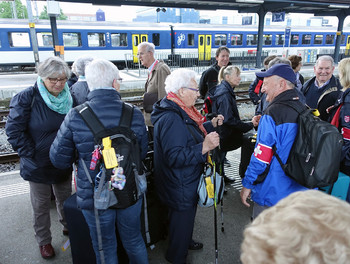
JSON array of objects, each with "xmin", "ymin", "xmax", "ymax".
[{"xmin": 151, "ymin": 98, "xmax": 215, "ymax": 211}]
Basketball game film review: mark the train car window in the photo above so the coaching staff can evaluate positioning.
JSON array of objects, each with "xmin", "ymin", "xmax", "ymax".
[
  {"xmin": 341, "ymin": 34, "xmax": 346, "ymax": 45},
  {"xmin": 215, "ymin": 34, "xmax": 227, "ymax": 46},
  {"xmin": 8, "ymin": 32, "xmax": 30, "ymax": 47},
  {"xmin": 325, "ymin": 34, "xmax": 335, "ymax": 45},
  {"xmin": 152, "ymin": 33, "xmax": 160, "ymax": 46},
  {"xmin": 314, "ymin": 34, "xmax": 323, "ymax": 45},
  {"xmin": 231, "ymin": 34, "xmax": 242, "ymax": 46},
  {"xmin": 275, "ymin": 34, "xmax": 285, "ymax": 45},
  {"xmin": 111, "ymin": 33, "xmax": 128, "ymax": 47},
  {"xmin": 141, "ymin": 35, "xmax": 147, "ymax": 42},
  {"xmin": 290, "ymin": 34, "xmax": 299, "ymax": 45},
  {"xmin": 199, "ymin": 36, "xmax": 204, "ymax": 46},
  {"xmin": 302, "ymin": 34, "xmax": 311, "ymax": 45},
  {"xmin": 36, "ymin": 32, "xmax": 53, "ymax": 47},
  {"xmin": 88, "ymin": 33, "xmax": 105, "ymax": 47},
  {"xmin": 263, "ymin": 34, "xmax": 272, "ymax": 45},
  {"xmin": 188, "ymin": 34, "xmax": 195, "ymax": 46},
  {"xmin": 63, "ymin": 33, "xmax": 82, "ymax": 47},
  {"xmin": 246, "ymin": 34, "xmax": 258, "ymax": 46}
]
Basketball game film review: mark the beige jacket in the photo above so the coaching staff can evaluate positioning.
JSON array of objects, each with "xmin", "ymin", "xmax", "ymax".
[{"xmin": 143, "ymin": 60, "xmax": 171, "ymax": 126}]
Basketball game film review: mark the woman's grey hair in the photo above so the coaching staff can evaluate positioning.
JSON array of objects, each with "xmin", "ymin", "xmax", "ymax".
[
  {"xmin": 72, "ymin": 56, "xmax": 94, "ymax": 76},
  {"xmin": 268, "ymin": 57, "xmax": 291, "ymax": 68},
  {"xmin": 164, "ymin": 69, "xmax": 196, "ymax": 94},
  {"xmin": 218, "ymin": 65, "xmax": 240, "ymax": 83},
  {"xmin": 137, "ymin": 42, "xmax": 155, "ymax": 54},
  {"xmin": 37, "ymin": 56, "xmax": 71, "ymax": 80},
  {"xmin": 85, "ymin": 59, "xmax": 120, "ymax": 91}
]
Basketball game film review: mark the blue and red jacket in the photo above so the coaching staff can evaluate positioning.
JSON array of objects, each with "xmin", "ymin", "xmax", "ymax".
[{"xmin": 242, "ymin": 89, "xmax": 307, "ymax": 206}]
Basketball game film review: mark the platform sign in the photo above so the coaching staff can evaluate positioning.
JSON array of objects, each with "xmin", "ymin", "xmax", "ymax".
[
  {"xmin": 272, "ymin": 12, "xmax": 285, "ymax": 22},
  {"xmin": 284, "ymin": 27, "xmax": 291, "ymax": 48}
]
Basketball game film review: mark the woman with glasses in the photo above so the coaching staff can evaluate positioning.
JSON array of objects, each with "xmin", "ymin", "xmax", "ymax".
[
  {"xmin": 151, "ymin": 68, "xmax": 224, "ymax": 263},
  {"xmin": 6, "ymin": 56, "xmax": 73, "ymax": 259}
]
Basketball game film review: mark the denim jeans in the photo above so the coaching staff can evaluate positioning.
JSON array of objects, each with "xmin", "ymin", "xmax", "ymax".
[{"xmin": 82, "ymin": 198, "xmax": 148, "ymax": 264}]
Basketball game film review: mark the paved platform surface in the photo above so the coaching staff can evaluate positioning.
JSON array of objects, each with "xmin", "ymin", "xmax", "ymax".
[{"xmin": 0, "ymin": 149, "xmax": 252, "ymax": 264}]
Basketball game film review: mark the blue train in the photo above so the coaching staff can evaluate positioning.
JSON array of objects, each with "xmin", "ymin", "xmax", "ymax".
[{"xmin": 1, "ymin": 19, "xmax": 349, "ymax": 69}]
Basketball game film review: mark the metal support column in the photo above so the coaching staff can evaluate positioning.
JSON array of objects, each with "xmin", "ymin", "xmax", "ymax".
[
  {"xmin": 49, "ymin": 16, "xmax": 60, "ymax": 57},
  {"xmin": 26, "ymin": 0, "xmax": 40, "ymax": 68},
  {"xmin": 334, "ymin": 12, "xmax": 346, "ymax": 64},
  {"xmin": 256, "ymin": 7, "xmax": 266, "ymax": 69}
]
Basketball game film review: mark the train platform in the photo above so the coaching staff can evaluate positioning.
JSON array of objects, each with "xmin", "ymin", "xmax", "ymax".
[{"xmin": 0, "ymin": 149, "xmax": 252, "ymax": 264}]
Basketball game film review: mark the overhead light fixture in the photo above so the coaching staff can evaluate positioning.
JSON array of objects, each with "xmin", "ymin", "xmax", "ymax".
[
  {"xmin": 236, "ymin": 0, "xmax": 264, "ymax": 3},
  {"xmin": 329, "ymin": 4, "xmax": 349, "ymax": 9}
]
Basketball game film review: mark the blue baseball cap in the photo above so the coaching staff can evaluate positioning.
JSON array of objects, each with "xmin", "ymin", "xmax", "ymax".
[{"xmin": 256, "ymin": 63, "xmax": 296, "ymax": 84}]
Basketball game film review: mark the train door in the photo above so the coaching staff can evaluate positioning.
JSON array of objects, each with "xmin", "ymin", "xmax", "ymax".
[
  {"xmin": 132, "ymin": 34, "xmax": 148, "ymax": 63},
  {"xmin": 198, "ymin": 34, "xmax": 212, "ymax": 61},
  {"xmin": 346, "ymin": 35, "xmax": 350, "ymax": 56}
]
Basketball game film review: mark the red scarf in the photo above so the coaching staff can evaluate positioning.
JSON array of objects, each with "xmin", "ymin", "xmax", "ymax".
[{"xmin": 167, "ymin": 92, "xmax": 207, "ymax": 136}]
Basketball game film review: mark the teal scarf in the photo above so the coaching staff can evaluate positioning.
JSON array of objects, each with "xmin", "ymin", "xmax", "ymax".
[{"xmin": 37, "ymin": 76, "xmax": 73, "ymax": 114}]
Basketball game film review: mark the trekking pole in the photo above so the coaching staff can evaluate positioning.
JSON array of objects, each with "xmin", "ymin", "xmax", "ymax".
[
  {"xmin": 216, "ymin": 119, "xmax": 225, "ymax": 234},
  {"xmin": 213, "ymin": 158, "xmax": 219, "ymax": 264}
]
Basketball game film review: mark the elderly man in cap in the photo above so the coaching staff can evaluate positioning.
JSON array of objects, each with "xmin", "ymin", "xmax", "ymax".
[{"xmin": 240, "ymin": 63, "xmax": 308, "ymax": 219}]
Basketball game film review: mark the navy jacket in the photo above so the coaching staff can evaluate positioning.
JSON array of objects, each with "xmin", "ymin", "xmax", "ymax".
[
  {"xmin": 50, "ymin": 89, "xmax": 148, "ymax": 209},
  {"xmin": 213, "ymin": 80, "xmax": 253, "ymax": 136},
  {"xmin": 151, "ymin": 98, "xmax": 215, "ymax": 211},
  {"xmin": 302, "ymin": 75, "xmax": 342, "ymax": 121},
  {"xmin": 5, "ymin": 84, "xmax": 72, "ymax": 184},
  {"xmin": 70, "ymin": 80, "xmax": 89, "ymax": 105}
]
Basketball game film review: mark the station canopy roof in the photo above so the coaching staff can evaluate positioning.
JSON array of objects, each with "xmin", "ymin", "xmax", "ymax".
[{"xmin": 57, "ymin": 0, "xmax": 350, "ymax": 17}]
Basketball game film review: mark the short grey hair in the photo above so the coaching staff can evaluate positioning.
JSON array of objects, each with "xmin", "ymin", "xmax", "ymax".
[
  {"xmin": 72, "ymin": 56, "xmax": 94, "ymax": 76},
  {"xmin": 137, "ymin": 42, "xmax": 155, "ymax": 54},
  {"xmin": 268, "ymin": 57, "xmax": 291, "ymax": 68},
  {"xmin": 165, "ymin": 69, "xmax": 196, "ymax": 94},
  {"xmin": 85, "ymin": 59, "xmax": 120, "ymax": 91},
  {"xmin": 37, "ymin": 56, "xmax": 71, "ymax": 80},
  {"xmin": 316, "ymin": 55, "xmax": 334, "ymax": 67}
]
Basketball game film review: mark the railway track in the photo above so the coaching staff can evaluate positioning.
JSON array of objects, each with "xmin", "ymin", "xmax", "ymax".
[{"xmin": 0, "ymin": 152, "xmax": 19, "ymax": 163}]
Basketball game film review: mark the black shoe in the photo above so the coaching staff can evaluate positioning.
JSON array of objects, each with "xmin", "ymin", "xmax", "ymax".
[
  {"xmin": 224, "ymin": 158, "xmax": 231, "ymax": 167},
  {"xmin": 224, "ymin": 176, "xmax": 235, "ymax": 183},
  {"xmin": 188, "ymin": 241, "xmax": 203, "ymax": 250}
]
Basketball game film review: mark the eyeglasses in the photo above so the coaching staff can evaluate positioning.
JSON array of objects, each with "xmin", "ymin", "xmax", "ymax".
[
  {"xmin": 48, "ymin": 77, "xmax": 68, "ymax": 84},
  {"xmin": 183, "ymin": 87, "xmax": 199, "ymax": 92}
]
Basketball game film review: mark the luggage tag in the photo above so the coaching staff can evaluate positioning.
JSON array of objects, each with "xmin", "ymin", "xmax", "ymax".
[
  {"xmin": 102, "ymin": 137, "xmax": 118, "ymax": 169},
  {"xmin": 205, "ymin": 177, "xmax": 214, "ymax": 198}
]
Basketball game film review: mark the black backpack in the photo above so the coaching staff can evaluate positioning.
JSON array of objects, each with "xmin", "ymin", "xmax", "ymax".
[
  {"xmin": 76, "ymin": 102, "xmax": 144, "ymax": 209},
  {"xmin": 274, "ymin": 105, "xmax": 343, "ymax": 189}
]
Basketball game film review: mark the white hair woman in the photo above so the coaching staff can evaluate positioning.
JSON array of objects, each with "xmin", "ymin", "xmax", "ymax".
[
  {"xmin": 6, "ymin": 56, "xmax": 73, "ymax": 259},
  {"xmin": 151, "ymin": 68, "xmax": 224, "ymax": 263},
  {"xmin": 70, "ymin": 56, "xmax": 94, "ymax": 105},
  {"xmin": 241, "ymin": 190, "xmax": 350, "ymax": 264}
]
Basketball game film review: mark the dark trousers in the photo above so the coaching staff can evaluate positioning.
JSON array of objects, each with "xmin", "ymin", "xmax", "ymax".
[{"xmin": 166, "ymin": 205, "xmax": 197, "ymax": 264}]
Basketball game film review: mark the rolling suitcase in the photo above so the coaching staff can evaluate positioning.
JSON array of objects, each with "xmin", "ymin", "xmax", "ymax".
[
  {"xmin": 63, "ymin": 193, "xmax": 96, "ymax": 264},
  {"xmin": 239, "ymin": 133, "xmax": 256, "ymax": 179},
  {"xmin": 63, "ymin": 193, "xmax": 129, "ymax": 264}
]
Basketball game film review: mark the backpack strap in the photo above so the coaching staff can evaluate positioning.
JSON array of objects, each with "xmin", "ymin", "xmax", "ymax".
[
  {"xmin": 119, "ymin": 102, "xmax": 134, "ymax": 128},
  {"xmin": 75, "ymin": 103, "xmax": 106, "ymax": 140}
]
